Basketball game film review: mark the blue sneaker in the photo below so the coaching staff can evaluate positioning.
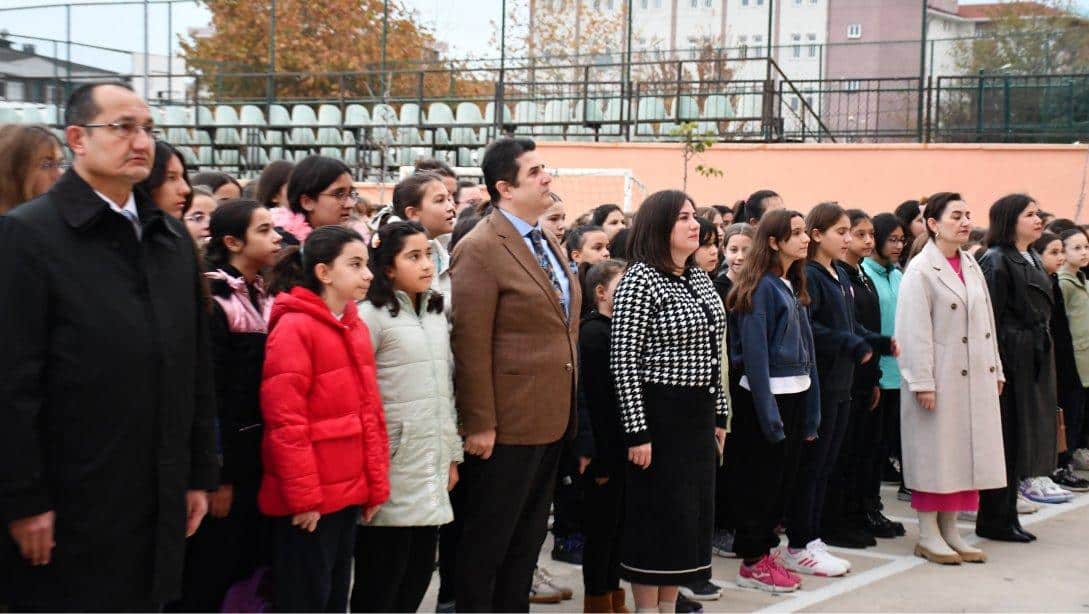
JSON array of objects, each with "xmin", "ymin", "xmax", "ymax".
[
  {"xmin": 712, "ymin": 529, "xmax": 736, "ymax": 558},
  {"xmin": 551, "ymin": 534, "xmax": 584, "ymax": 565}
]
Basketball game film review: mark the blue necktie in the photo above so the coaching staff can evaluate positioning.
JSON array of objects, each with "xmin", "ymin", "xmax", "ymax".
[{"xmin": 528, "ymin": 229, "xmax": 564, "ymax": 309}]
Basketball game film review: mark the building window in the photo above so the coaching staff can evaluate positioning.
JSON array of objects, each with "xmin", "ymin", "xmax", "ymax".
[
  {"xmin": 691, "ymin": 0, "xmax": 698, "ymax": 6},
  {"xmin": 742, "ymin": 0, "xmax": 748, "ymax": 5},
  {"xmin": 807, "ymin": 33, "xmax": 817, "ymax": 57},
  {"xmin": 805, "ymin": 95, "xmax": 813, "ymax": 108},
  {"xmin": 847, "ymin": 23, "xmax": 862, "ymax": 39},
  {"xmin": 6, "ymin": 81, "xmax": 26, "ymax": 102},
  {"xmin": 654, "ymin": 0, "xmax": 662, "ymax": 7},
  {"xmin": 794, "ymin": 0, "xmax": 802, "ymax": 4},
  {"xmin": 790, "ymin": 97, "xmax": 799, "ymax": 112},
  {"xmin": 738, "ymin": 35, "xmax": 748, "ymax": 59},
  {"xmin": 845, "ymin": 80, "xmax": 861, "ymax": 91},
  {"xmin": 705, "ymin": 0, "xmax": 713, "ymax": 6},
  {"xmin": 791, "ymin": 34, "xmax": 801, "ymax": 58},
  {"xmin": 641, "ymin": 0, "xmax": 648, "ymax": 7}
]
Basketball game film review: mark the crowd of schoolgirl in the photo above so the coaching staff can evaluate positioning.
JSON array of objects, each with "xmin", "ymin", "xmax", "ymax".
[{"xmin": 4, "ymin": 87, "xmax": 1089, "ymax": 614}]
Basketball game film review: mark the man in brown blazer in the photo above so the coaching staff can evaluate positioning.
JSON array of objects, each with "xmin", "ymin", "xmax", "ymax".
[{"xmin": 451, "ymin": 137, "xmax": 581, "ymax": 612}]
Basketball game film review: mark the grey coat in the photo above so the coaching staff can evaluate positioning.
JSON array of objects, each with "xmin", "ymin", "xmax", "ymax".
[
  {"xmin": 359, "ymin": 291, "xmax": 462, "ymax": 527},
  {"xmin": 896, "ymin": 240, "xmax": 1007, "ymax": 493}
]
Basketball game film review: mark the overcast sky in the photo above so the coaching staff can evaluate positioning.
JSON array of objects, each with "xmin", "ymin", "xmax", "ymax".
[{"xmin": 2, "ymin": 0, "xmax": 1086, "ymax": 73}]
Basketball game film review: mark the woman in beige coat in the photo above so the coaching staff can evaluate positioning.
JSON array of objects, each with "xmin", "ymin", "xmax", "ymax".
[{"xmin": 895, "ymin": 192, "xmax": 1006, "ymax": 565}]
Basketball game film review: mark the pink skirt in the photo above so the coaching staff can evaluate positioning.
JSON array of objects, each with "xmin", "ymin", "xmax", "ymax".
[{"xmin": 911, "ymin": 490, "xmax": 979, "ymax": 512}]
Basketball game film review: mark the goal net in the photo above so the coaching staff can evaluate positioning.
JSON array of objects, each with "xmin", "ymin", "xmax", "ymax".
[{"xmin": 399, "ymin": 166, "xmax": 648, "ymax": 214}]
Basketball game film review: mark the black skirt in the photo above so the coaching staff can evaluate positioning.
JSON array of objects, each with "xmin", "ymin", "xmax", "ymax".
[{"xmin": 620, "ymin": 383, "xmax": 716, "ymax": 586}]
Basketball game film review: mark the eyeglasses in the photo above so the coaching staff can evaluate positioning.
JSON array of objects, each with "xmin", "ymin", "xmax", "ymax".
[
  {"xmin": 184, "ymin": 212, "xmax": 208, "ymax": 224},
  {"xmin": 319, "ymin": 189, "xmax": 361, "ymax": 203},
  {"xmin": 80, "ymin": 121, "xmax": 162, "ymax": 141},
  {"xmin": 886, "ymin": 237, "xmax": 906, "ymax": 245},
  {"xmin": 40, "ymin": 160, "xmax": 72, "ymax": 171}
]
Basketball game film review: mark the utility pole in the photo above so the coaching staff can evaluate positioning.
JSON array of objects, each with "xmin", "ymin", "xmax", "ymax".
[
  {"xmin": 381, "ymin": 0, "xmax": 389, "ymax": 100},
  {"xmin": 267, "ymin": 0, "xmax": 276, "ymax": 108},
  {"xmin": 917, "ymin": 0, "xmax": 927, "ymax": 142},
  {"xmin": 143, "ymin": 0, "xmax": 149, "ymax": 101}
]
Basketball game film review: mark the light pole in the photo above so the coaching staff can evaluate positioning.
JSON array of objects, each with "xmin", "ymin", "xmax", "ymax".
[{"xmin": 917, "ymin": 0, "xmax": 927, "ymax": 142}]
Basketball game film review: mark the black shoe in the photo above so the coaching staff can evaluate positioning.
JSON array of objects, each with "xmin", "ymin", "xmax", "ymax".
[
  {"xmin": 822, "ymin": 526, "xmax": 873, "ymax": 549},
  {"xmin": 976, "ymin": 525, "xmax": 1033, "ymax": 543},
  {"xmin": 1053, "ymin": 467, "xmax": 1089, "ymax": 492},
  {"xmin": 679, "ymin": 580, "xmax": 722, "ymax": 601},
  {"xmin": 676, "ymin": 593, "xmax": 704, "ymax": 613},
  {"xmin": 871, "ymin": 508, "xmax": 906, "ymax": 536},
  {"xmin": 862, "ymin": 510, "xmax": 899, "ymax": 539},
  {"xmin": 882, "ymin": 458, "xmax": 903, "ymax": 483},
  {"xmin": 1015, "ymin": 526, "xmax": 1037, "ymax": 541},
  {"xmin": 897, "ymin": 484, "xmax": 912, "ymax": 502}
]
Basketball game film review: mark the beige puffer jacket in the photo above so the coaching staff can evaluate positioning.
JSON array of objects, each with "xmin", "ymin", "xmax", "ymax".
[{"xmin": 358, "ymin": 290, "xmax": 462, "ymax": 527}]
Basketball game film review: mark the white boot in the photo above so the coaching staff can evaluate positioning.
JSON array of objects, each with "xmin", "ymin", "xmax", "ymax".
[
  {"xmin": 914, "ymin": 511, "xmax": 962, "ymax": 564},
  {"xmin": 938, "ymin": 511, "xmax": 986, "ymax": 563}
]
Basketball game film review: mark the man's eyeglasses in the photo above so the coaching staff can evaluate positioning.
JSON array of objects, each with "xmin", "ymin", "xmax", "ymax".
[
  {"xmin": 40, "ymin": 160, "xmax": 72, "ymax": 171},
  {"xmin": 80, "ymin": 121, "xmax": 162, "ymax": 141},
  {"xmin": 319, "ymin": 189, "xmax": 361, "ymax": 203}
]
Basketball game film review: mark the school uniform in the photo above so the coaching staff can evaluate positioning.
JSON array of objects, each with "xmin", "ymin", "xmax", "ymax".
[
  {"xmin": 786, "ymin": 262, "xmax": 887, "ymax": 549},
  {"xmin": 579, "ymin": 311, "xmax": 626, "ymax": 598},
  {"xmin": 728, "ymin": 274, "xmax": 821, "ymax": 561}
]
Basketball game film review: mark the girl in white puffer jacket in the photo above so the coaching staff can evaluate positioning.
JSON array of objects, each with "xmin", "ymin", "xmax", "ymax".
[{"xmin": 351, "ymin": 221, "xmax": 463, "ymax": 613}]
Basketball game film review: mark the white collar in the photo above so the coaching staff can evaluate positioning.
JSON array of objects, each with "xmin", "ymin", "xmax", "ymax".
[{"xmin": 93, "ymin": 189, "xmax": 138, "ymax": 218}]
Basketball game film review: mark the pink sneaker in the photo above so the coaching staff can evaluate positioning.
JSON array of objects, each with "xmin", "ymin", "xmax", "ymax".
[{"xmin": 737, "ymin": 554, "xmax": 801, "ymax": 593}]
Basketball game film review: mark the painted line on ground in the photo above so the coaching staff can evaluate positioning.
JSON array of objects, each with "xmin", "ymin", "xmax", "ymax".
[{"xmin": 752, "ymin": 490, "xmax": 1089, "ymax": 613}]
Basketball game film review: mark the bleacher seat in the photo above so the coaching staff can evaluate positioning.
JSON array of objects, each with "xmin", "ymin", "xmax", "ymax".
[
  {"xmin": 453, "ymin": 103, "xmax": 484, "ymax": 148},
  {"xmin": 214, "ymin": 105, "xmax": 242, "ymax": 146},
  {"xmin": 634, "ymin": 96, "xmax": 673, "ymax": 140},
  {"xmin": 317, "ymin": 105, "xmax": 344, "ymax": 146},
  {"xmin": 289, "ymin": 105, "xmax": 318, "ymax": 148},
  {"xmin": 540, "ymin": 100, "xmax": 571, "ymax": 140}
]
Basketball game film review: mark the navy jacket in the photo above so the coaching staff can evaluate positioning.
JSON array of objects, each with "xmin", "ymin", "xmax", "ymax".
[
  {"xmin": 806, "ymin": 261, "xmax": 891, "ymax": 399},
  {"xmin": 730, "ymin": 273, "xmax": 821, "ymax": 442},
  {"xmin": 842, "ymin": 262, "xmax": 887, "ymax": 396}
]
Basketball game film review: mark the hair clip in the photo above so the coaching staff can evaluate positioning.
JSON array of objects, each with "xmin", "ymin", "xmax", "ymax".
[{"xmin": 370, "ymin": 233, "xmax": 381, "ymax": 249}]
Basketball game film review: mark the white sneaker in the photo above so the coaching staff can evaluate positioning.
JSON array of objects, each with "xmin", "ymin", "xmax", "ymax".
[
  {"xmin": 778, "ymin": 541, "xmax": 848, "ymax": 577},
  {"xmin": 808, "ymin": 538, "xmax": 851, "ymax": 572},
  {"xmin": 1073, "ymin": 448, "xmax": 1089, "ymax": 471},
  {"xmin": 1017, "ymin": 492, "xmax": 1040, "ymax": 514},
  {"xmin": 1038, "ymin": 476, "xmax": 1075, "ymax": 500}
]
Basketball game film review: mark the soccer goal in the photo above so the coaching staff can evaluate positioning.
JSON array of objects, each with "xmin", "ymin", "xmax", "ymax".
[{"xmin": 399, "ymin": 166, "xmax": 648, "ymax": 212}]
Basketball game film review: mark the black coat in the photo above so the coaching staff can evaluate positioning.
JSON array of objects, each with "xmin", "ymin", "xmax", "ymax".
[
  {"xmin": 0, "ymin": 170, "xmax": 219, "ymax": 608},
  {"xmin": 842, "ymin": 262, "xmax": 885, "ymax": 395},
  {"xmin": 579, "ymin": 311, "xmax": 626, "ymax": 480},
  {"xmin": 806, "ymin": 261, "xmax": 890, "ymax": 399},
  {"xmin": 1048, "ymin": 273, "xmax": 1082, "ymax": 407},
  {"xmin": 207, "ymin": 266, "xmax": 268, "ymax": 486},
  {"xmin": 979, "ymin": 246, "xmax": 1057, "ymax": 477}
]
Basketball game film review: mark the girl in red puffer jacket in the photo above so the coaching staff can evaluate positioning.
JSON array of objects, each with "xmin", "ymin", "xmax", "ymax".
[{"xmin": 260, "ymin": 225, "xmax": 390, "ymax": 613}]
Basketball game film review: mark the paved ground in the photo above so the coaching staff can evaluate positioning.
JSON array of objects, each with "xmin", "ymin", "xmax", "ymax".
[{"xmin": 418, "ymin": 471, "xmax": 1089, "ymax": 612}]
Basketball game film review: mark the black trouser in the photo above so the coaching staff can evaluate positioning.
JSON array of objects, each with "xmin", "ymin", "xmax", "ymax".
[
  {"xmin": 882, "ymin": 386, "xmax": 903, "ymax": 475},
  {"xmin": 978, "ymin": 390, "xmax": 1021, "ymax": 532},
  {"xmin": 552, "ymin": 441, "xmax": 584, "ymax": 539},
  {"xmin": 715, "ymin": 377, "xmax": 744, "ymax": 532},
  {"xmin": 455, "ymin": 441, "xmax": 563, "ymax": 613},
  {"xmin": 1059, "ymin": 385, "xmax": 1087, "ymax": 467},
  {"xmin": 787, "ymin": 392, "xmax": 851, "ymax": 549},
  {"xmin": 351, "ymin": 525, "xmax": 438, "ymax": 613},
  {"xmin": 827, "ymin": 389, "xmax": 886, "ymax": 526},
  {"xmin": 272, "ymin": 505, "xmax": 359, "ymax": 613},
  {"xmin": 729, "ymin": 388, "xmax": 807, "ymax": 562},
  {"xmin": 436, "ymin": 481, "xmax": 464, "ymax": 605},
  {"xmin": 167, "ymin": 480, "xmax": 268, "ymax": 613},
  {"xmin": 582, "ymin": 474, "xmax": 624, "ymax": 597}
]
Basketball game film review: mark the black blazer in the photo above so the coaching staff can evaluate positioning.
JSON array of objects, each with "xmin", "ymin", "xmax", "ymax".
[{"xmin": 0, "ymin": 170, "xmax": 218, "ymax": 607}]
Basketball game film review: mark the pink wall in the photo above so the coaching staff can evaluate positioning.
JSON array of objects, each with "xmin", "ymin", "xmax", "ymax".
[{"xmin": 358, "ymin": 141, "xmax": 1089, "ymax": 224}]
